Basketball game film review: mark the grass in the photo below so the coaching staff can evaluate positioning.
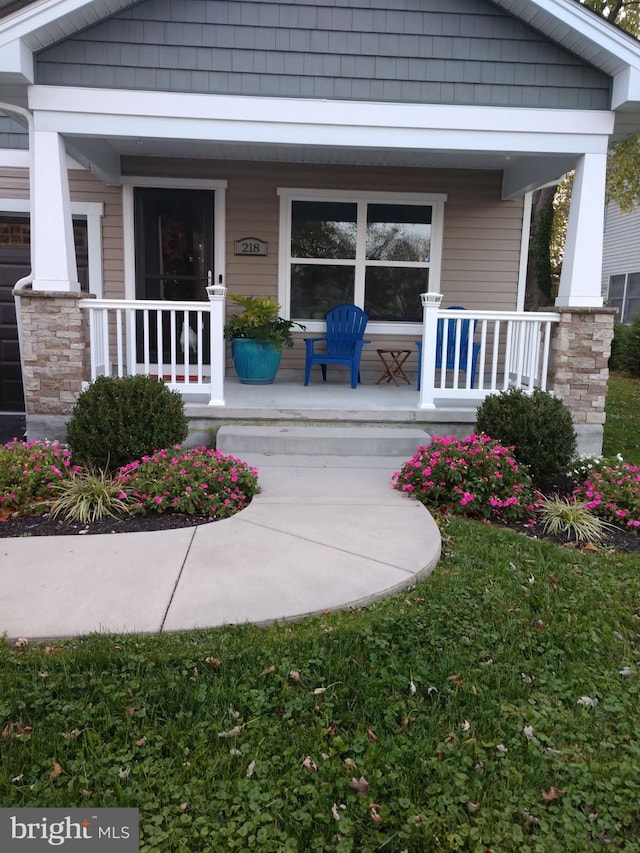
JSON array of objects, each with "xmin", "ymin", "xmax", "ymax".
[
  {"xmin": 603, "ymin": 372, "xmax": 640, "ymax": 464},
  {"xmin": 1, "ymin": 373, "xmax": 640, "ymax": 851}
]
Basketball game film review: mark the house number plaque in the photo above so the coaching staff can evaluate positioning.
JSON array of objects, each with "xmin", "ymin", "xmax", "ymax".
[{"xmin": 234, "ymin": 237, "xmax": 268, "ymax": 256}]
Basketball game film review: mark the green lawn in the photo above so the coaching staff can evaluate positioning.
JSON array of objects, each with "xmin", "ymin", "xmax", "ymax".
[
  {"xmin": 2, "ymin": 377, "xmax": 640, "ymax": 852},
  {"xmin": 603, "ymin": 372, "xmax": 640, "ymax": 465}
]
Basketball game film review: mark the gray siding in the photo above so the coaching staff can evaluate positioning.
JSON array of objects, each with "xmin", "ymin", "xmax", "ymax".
[
  {"xmin": 0, "ymin": 113, "xmax": 28, "ymax": 149},
  {"xmin": 35, "ymin": 0, "xmax": 611, "ymax": 108},
  {"xmin": 601, "ymin": 204, "xmax": 640, "ymax": 299}
]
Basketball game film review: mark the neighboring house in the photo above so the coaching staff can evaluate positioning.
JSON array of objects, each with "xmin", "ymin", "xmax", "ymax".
[
  {"xmin": 0, "ymin": 0, "xmax": 638, "ymax": 452},
  {"xmin": 602, "ymin": 203, "xmax": 640, "ymax": 323}
]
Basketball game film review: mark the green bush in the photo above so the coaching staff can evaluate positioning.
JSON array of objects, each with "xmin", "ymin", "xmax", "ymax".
[
  {"xmin": 475, "ymin": 387, "xmax": 576, "ymax": 484},
  {"xmin": 66, "ymin": 375, "xmax": 189, "ymax": 470},
  {"xmin": 609, "ymin": 321, "xmax": 634, "ymax": 372},
  {"xmin": 614, "ymin": 314, "xmax": 640, "ymax": 376}
]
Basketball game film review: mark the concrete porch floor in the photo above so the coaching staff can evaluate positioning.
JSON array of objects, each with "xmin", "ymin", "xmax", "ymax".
[{"xmin": 184, "ymin": 373, "xmax": 479, "ymax": 443}]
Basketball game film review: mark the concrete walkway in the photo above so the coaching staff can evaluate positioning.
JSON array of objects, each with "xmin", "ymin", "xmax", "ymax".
[{"xmin": 0, "ymin": 454, "xmax": 441, "ymax": 642}]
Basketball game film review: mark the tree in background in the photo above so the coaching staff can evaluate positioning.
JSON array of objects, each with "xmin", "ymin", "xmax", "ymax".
[{"xmin": 526, "ymin": 1, "xmax": 640, "ymax": 308}]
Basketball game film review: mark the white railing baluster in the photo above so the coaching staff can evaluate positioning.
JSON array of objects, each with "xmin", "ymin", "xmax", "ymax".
[
  {"xmin": 79, "ymin": 296, "xmax": 227, "ymax": 402},
  {"xmin": 115, "ymin": 308, "xmax": 124, "ymax": 376}
]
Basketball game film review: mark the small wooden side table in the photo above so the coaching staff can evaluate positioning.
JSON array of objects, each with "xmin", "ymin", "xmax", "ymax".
[{"xmin": 376, "ymin": 349, "xmax": 411, "ymax": 385}]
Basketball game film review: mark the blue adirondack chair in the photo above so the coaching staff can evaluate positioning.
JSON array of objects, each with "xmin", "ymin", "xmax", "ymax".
[
  {"xmin": 304, "ymin": 304, "xmax": 371, "ymax": 389},
  {"xmin": 416, "ymin": 306, "xmax": 481, "ymax": 390}
]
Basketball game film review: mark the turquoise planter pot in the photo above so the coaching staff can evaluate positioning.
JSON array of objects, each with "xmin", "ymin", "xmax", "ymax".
[{"xmin": 231, "ymin": 338, "xmax": 282, "ymax": 385}]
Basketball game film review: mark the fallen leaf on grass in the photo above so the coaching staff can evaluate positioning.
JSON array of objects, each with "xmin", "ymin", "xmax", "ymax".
[
  {"xmin": 49, "ymin": 763, "xmax": 63, "ymax": 781},
  {"xmin": 135, "ymin": 737, "xmax": 147, "ymax": 747},
  {"xmin": 11, "ymin": 774, "xmax": 24, "ymax": 784},
  {"xmin": 246, "ymin": 760, "xmax": 256, "ymax": 778},
  {"xmin": 217, "ymin": 726, "xmax": 242, "ymax": 738},
  {"xmin": 289, "ymin": 670, "xmax": 302, "ymax": 683},
  {"xmin": 369, "ymin": 804, "xmax": 382, "ymax": 822},
  {"xmin": 523, "ymin": 725, "xmax": 536, "ymax": 742},
  {"xmin": 408, "ymin": 679, "xmax": 417, "ymax": 695},
  {"xmin": 577, "ymin": 696, "xmax": 598, "ymax": 708},
  {"xmin": 61, "ymin": 729, "xmax": 82, "ymax": 740},
  {"xmin": 523, "ymin": 809, "xmax": 540, "ymax": 827},
  {"xmin": 118, "ymin": 767, "xmax": 130, "ymax": 780},
  {"xmin": 619, "ymin": 667, "xmax": 633, "ymax": 677},
  {"xmin": 343, "ymin": 758, "xmax": 357, "ymax": 770},
  {"xmin": 549, "ymin": 572, "xmax": 560, "ymax": 590},
  {"xmin": 496, "ymin": 744, "xmax": 508, "ymax": 754},
  {"xmin": 348, "ymin": 776, "xmax": 369, "ymax": 796},
  {"xmin": 331, "ymin": 803, "xmax": 341, "ymax": 822},
  {"xmin": 313, "ymin": 687, "xmax": 327, "ymax": 695},
  {"xmin": 260, "ymin": 665, "xmax": 276, "ymax": 676},
  {"xmin": 542, "ymin": 787, "xmax": 565, "ymax": 802},
  {"xmin": 204, "ymin": 657, "xmax": 221, "ymax": 669},
  {"xmin": 302, "ymin": 756, "xmax": 318, "ymax": 773},
  {"xmin": 366, "ymin": 727, "xmax": 379, "ymax": 742},
  {"xmin": 459, "ymin": 720, "xmax": 471, "ymax": 732}
]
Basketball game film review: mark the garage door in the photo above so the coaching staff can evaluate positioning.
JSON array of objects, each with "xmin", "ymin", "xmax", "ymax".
[{"xmin": 0, "ymin": 217, "xmax": 88, "ymax": 413}]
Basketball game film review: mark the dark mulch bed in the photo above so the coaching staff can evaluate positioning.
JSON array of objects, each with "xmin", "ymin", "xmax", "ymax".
[{"xmin": 0, "ymin": 513, "xmax": 215, "ymax": 538}]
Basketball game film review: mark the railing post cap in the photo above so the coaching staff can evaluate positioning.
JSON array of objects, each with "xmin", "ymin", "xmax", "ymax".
[
  {"xmin": 206, "ymin": 284, "xmax": 227, "ymax": 299},
  {"xmin": 420, "ymin": 292, "xmax": 443, "ymax": 307}
]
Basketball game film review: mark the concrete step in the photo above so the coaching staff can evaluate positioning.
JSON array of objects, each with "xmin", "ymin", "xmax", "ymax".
[{"xmin": 216, "ymin": 425, "xmax": 430, "ymax": 457}]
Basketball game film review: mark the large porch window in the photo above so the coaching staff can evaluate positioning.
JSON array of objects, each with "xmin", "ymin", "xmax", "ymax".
[{"xmin": 278, "ymin": 189, "xmax": 446, "ymax": 327}]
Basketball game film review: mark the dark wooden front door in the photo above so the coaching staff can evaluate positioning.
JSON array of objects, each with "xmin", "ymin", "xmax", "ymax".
[{"xmin": 134, "ymin": 188, "xmax": 215, "ymax": 364}]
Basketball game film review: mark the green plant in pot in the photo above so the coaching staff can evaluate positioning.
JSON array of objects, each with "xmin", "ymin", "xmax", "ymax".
[{"xmin": 224, "ymin": 294, "xmax": 305, "ymax": 385}]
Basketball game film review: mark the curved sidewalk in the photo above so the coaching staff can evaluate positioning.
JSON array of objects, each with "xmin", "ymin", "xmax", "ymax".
[{"xmin": 0, "ymin": 455, "xmax": 441, "ymax": 642}]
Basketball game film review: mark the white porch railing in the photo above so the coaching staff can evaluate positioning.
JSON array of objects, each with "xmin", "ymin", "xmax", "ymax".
[
  {"xmin": 80, "ymin": 291, "xmax": 560, "ymax": 410},
  {"xmin": 417, "ymin": 295, "xmax": 561, "ymax": 409},
  {"xmin": 79, "ymin": 286, "xmax": 227, "ymax": 406}
]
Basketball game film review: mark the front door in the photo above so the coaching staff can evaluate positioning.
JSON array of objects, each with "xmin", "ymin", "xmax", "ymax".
[{"xmin": 134, "ymin": 188, "xmax": 215, "ymax": 364}]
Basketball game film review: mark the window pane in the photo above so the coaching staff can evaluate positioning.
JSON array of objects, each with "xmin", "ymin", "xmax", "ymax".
[
  {"xmin": 608, "ymin": 274, "xmax": 625, "ymax": 318},
  {"xmin": 291, "ymin": 201, "xmax": 357, "ymax": 259},
  {"xmin": 290, "ymin": 263, "xmax": 355, "ymax": 318},
  {"xmin": 624, "ymin": 273, "xmax": 640, "ymax": 323},
  {"xmin": 366, "ymin": 204, "xmax": 431, "ymax": 261},
  {"xmin": 364, "ymin": 267, "xmax": 427, "ymax": 322}
]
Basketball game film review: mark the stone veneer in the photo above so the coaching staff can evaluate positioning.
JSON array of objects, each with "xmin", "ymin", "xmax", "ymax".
[
  {"xmin": 547, "ymin": 306, "xmax": 617, "ymax": 455},
  {"xmin": 13, "ymin": 287, "xmax": 91, "ymax": 440}
]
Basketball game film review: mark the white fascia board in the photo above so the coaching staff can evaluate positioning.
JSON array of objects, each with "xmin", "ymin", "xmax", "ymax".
[
  {"xmin": 0, "ymin": 39, "xmax": 33, "ymax": 81},
  {"xmin": 0, "ymin": 0, "xmax": 107, "ymax": 45},
  {"xmin": 498, "ymin": 0, "xmax": 640, "ymax": 72},
  {"xmin": 612, "ymin": 67, "xmax": 640, "ymax": 110},
  {"xmin": 29, "ymin": 87, "xmax": 615, "ymax": 155}
]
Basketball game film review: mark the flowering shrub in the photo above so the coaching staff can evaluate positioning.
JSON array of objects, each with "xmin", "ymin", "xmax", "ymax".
[
  {"xmin": 573, "ymin": 458, "xmax": 640, "ymax": 529},
  {"xmin": 0, "ymin": 439, "xmax": 82, "ymax": 516},
  {"xmin": 393, "ymin": 434, "xmax": 534, "ymax": 523},
  {"xmin": 120, "ymin": 446, "xmax": 260, "ymax": 519}
]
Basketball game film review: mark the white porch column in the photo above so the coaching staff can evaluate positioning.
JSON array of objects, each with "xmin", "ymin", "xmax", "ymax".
[
  {"xmin": 207, "ymin": 283, "xmax": 227, "ymax": 407},
  {"xmin": 31, "ymin": 129, "xmax": 80, "ymax": 293},
  {"xmin": 555, "ymin": 152, "xmax": 607, "ymax": 308},
  {"xmin": 418, "ymin": 292, "xmax": 443, "ymax": 410}
]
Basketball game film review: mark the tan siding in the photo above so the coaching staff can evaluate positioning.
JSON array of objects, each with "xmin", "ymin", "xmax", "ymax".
[{"xmin": 0, "ymin": 168, "xmax": 29, "ymax": 197}]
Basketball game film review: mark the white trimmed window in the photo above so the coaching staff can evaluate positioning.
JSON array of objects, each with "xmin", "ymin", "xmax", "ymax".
[
  {"xmin": 608, "ymin": 273, "xmax": 640, "ymax": 323},
  {"xmin": 278, "ymin": 189, "xmax": 446, "ymax": 329}
]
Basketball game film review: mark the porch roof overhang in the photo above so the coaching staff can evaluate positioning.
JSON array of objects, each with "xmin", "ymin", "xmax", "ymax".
[{"xmin": 28, "ymin": 84, "xmax": 613, "ymax": 198}]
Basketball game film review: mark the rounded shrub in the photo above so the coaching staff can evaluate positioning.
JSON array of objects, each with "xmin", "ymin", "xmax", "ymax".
[
  {"xmin": 475, "ymin": 387, "xmax": 576, "ymax": 484},
  {"xmin": 66, "ymin": 375, "xmax": 189, "ymax": 470},
  {"xmin": 609, "ymin": 321, "xmax": 634, "ymax": 373}
]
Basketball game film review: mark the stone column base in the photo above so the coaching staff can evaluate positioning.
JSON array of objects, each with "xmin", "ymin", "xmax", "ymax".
[
  {"xmin": 547, "ymin": 306, "xmax": 616, "ymax": 457},
  {"xmin": 13, "ymin": 286, "xmax": 91, "ymax": 442}
]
